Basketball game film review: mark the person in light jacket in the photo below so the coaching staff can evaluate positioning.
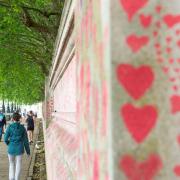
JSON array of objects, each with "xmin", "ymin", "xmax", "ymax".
[{"xmin": 4, "ymin": 112, "xmax": 30, "ymax": 180}]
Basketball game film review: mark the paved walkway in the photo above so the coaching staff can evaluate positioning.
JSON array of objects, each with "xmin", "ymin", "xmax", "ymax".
[{"xmin": 0, "ymin": 119, "xmax": 39, "ymax": 180}]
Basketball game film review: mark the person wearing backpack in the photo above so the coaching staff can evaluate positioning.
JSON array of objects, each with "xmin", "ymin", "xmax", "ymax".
[
  {"xmin": 26, "ymin": 111, "xmax": 35, "ymax": 144},
  {"xmin": 4, "ymin": 112, "xmax": 30, "ymax": 180},
  {"xmin": 0, "ymin": 110, "xmax": 6, "ymax": 142}
]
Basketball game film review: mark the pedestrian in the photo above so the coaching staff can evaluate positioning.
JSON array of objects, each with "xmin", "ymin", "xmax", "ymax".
[
  {"xmin": 26, "ymin": 111, "xmax": 35, "ymax": 144},
  {"xmin": 4, "ymin": 112, "xmax": 30, "ymax": 180},
  {"xmin": 0, "ymin": 110, "xmax": 6, "ymax": 142}
]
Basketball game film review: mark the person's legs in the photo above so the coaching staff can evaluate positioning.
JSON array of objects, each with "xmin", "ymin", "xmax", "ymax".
[
  {"xmin": 15, "ymin": 155, "xmax": 22, "ymax": 180},
  {"xmin": 27, "ymin": 130, "xmax": 31, "ymax": 142},
  {"xmin": 30, "ymin": 131, "xmax": 34, "ymax": 142},
  {"xmin": 0, "ymin": 126, "xmax": 3, "ymax": 141},
  {"xmin": 8, "ymin": 154, "xmax": 15, "ymax": 180}
]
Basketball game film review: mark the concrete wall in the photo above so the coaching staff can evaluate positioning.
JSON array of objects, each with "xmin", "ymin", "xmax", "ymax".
[
  {"xmin": 44, "ymin": 0, "xmax": 180, "ymax": 179},
  {"xmin": 111, "ymin": 0, "xmax": 180, "ymax": 179},
  {"xmin": 43, "ymin": 0, "xmax": 77, "ymax": 179}
]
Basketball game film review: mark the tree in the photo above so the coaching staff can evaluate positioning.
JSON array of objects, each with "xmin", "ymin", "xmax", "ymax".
[{"xmin": 0, "ymin": 0, "xmax": 64, "ymax": 104}]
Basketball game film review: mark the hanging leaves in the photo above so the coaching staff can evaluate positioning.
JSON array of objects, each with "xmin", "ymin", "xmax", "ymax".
[{"xmin": 0, "ymin": 0, "xmax": 64, "ymax": 104}]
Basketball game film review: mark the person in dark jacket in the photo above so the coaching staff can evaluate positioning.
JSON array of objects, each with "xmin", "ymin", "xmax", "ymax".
[
  {"xmin": 0, "ymin": 111, "xmax": 6, "ymax": 142},
  {"xmin": 4, "ymin": 112, "xmax": 30, "ymax": 180},
  {"xmin": 26, "ymin": 111, "xmax": 35, "ymax": 144}
]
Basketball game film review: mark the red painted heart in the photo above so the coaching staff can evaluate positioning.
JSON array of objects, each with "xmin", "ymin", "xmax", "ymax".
[
  {"xmin": 116, "ymin": 64, "xmax": 154, "ymax": 99},
  {"xmin": 126, "ymin": 34, "xmax": 149, "ymax": 53},
  {"xmin": 177, "ymin": 135, "xmax": 180, "ymax": 145},
  {"xmin": 170, "ymin": 95, "xmax": 180, "ymax": 114},
  {"xmin": 174, "ymin": 165, "xmax": 180, "ymax": 176},
  {"xmin": 163, "ymin": 14, "xmax": 180, "ymax": 28},
  {"xmin": 120, "ymin": 154, "xmax": 162, "ymax": 179},
  {"xmin": 121, "ymin": 103, "xmax": 158, "ymax": 143},
  {"xmin": 120, "ymin": 0, "xmax": 148, "ymax": 21},
  {"xmin": 140, "ymin": 14, "xmax": 152, "ymax": 28}
]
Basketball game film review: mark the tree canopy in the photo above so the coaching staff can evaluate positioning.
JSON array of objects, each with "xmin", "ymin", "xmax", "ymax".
[{"xmin": 0, "ymin": 0, "xmax": 64, "ymax": 104}]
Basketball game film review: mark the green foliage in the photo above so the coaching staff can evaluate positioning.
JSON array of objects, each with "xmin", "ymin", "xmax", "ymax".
[{"xmin": 0, "ymin": 0, "xmax": 64, "ymax": 104}]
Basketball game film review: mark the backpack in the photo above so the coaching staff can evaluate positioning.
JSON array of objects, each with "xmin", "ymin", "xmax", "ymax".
[{"xmin": 0, "ymin": 113, "xmax": 4, "ymax": 122}]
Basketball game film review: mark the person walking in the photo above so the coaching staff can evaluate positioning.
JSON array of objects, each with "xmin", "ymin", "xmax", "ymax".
[
  {"xmin": 26, "ymin": 111, "xmax": 35, "ymax": 144},
  {"xmin": 4, "ymin": 112, "xmax": 30, "ymax": 180},
  {"xmin": 0, "ymin": 110, "xmax": 6, "ymax": 142}
]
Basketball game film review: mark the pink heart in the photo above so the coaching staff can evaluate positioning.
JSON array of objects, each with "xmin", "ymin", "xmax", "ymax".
[
  {"xmin": 120, "ymin": 0, "xmax": 148, "ymax": 21},
  {"xmin": 116, "ymin": 64, "xmax": 154, "ymax": 99},
  {"xmin": 121, "ymin": 103, "xmax": 158, "ymax": 143},
  {"xmin": 126, "ymin": 34, "xmax": 149, "ymax": 53},
  {"xmin": 120, "ymin": 154, "xmax": 162, "ymax": 179},
  {"xmin": 163, "ymin": 14, "xmax": 180, "ymax": 28},
  {"xmin": 170, "ymin": 95, "xmax": 180, "ymax": 114},
  {"xmin": 140, "ymin": 14, "xmax": 152, "ymax": 28}
]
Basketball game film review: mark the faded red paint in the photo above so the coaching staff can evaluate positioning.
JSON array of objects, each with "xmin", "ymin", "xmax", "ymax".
[{"xmin": 120, "ymin": 154, "xmax": 163, "ymax": 179}]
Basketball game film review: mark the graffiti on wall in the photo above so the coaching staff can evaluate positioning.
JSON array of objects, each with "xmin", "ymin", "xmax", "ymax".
[
  {"xmin": 76, "ymin": 0, "xmax": 110, "ymax": 179},
  {"xmin": 44, "ymin": 58, "xmax": 77, "ymax": 180},
  {"xmin": 115, "ymin": 0, "xmax": 180, "ymax": 179}
]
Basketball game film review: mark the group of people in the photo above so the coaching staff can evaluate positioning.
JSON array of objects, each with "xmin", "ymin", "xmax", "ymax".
[{"xmin": 0, "ymin": 110, "xmax": 35, "ymax": 180}]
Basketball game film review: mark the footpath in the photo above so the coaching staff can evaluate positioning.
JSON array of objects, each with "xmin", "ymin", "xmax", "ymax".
[{"xmin": 0, "ymin": 119, "xmax": 40, "ymax": 180}]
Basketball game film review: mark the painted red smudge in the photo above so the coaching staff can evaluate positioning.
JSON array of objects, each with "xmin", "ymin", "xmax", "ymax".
[
  {"xmin": 154, "ymin": 43, "xmax": 160, "ymax": 49},
  {"xmin": 170, "ymin": 77, "xmax": 176, "ymax": 82},
  {"xmin": 163, "ymin": 14, "xmax": 180, "ymax": 28},
  {"xmin": 116, "ymin": 64, "xmax": 154, "ymax": 100},
  {"xmin": 171, "ymin": 95, "xmax": 180, "ymax": 114},
  {"xmin": 126, "ymin": 34, "xmax": 149, "ymax": 53},
  {"xmin": 156, "ymin": 50, "xmax": 162, "ymax": 56},
  {"xmin": 166, "ymin": 36, "xmax": 172, "ymax": 43},
  {"xmin": 177, "ymin": 135, "xmax": 180, "ymax": 145},
  {"xmin": 92, "ymin": 85, "xmax": 99, "ymax": 130},
  {"xmin": 173, "ymin": 86, "xmax": 178, "ymax": 91},
  {"xmin": 166, "ymin": 47, "xmax": 172, "ymax": 54},
  {"xmin": 85, "ymin": 64, "xmax": 91, "ymax": 114},
  {"xmin": 155, "ymin": 5, "xmax": 162, "ymax": 13},
  {"xmin": 177, "ymin": 40, "xmax": 180, "ymax": 48},
  {"xmin": 157, "ymin": 58, "xmax": 164, "ymax": 63},
  {"xmin": 120, "ymin": 154, "xmax": 162, "ymax": 179},
  {"xmin": 102, "ymin": 81, "xmax": 108, "ymax": 136},
  {"xmin": 155, "ymin": 21, "xmax": 161, "ymax": 28},
  {"xmin": 174, "ymin": 68, "xmax": 180, "ymax": 73},
  {"xmin": 93, "ymin": 152, "xmax": 99, "ymax": 180},
  {"xmin": 169, "ymin": 58, "xmax": 174, "ymax": 64},
  {"xmin": 121, "ymin": 103, "xmax": 158, "ymax": 143},
  {"xmin": 153, "ymin": 31, "xmax": 158, "ymax": 37},
  {"xmin": 139, "ymin": 14, "xmax": 152, "ymax": 28},
  {"xmin": 80, "ymin": 64, "xmax": 84, "ymax": 90},
  {"xmin": 119, "ymin": 0, "xmax": 148, "ymax": 21},
  {"xmin": 176, "ymin": 30, "xmax": 180, "ymax": 35},
  {"xmin": 174, "ymin": 165, "xmax": 180, "ymax": 176}
]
